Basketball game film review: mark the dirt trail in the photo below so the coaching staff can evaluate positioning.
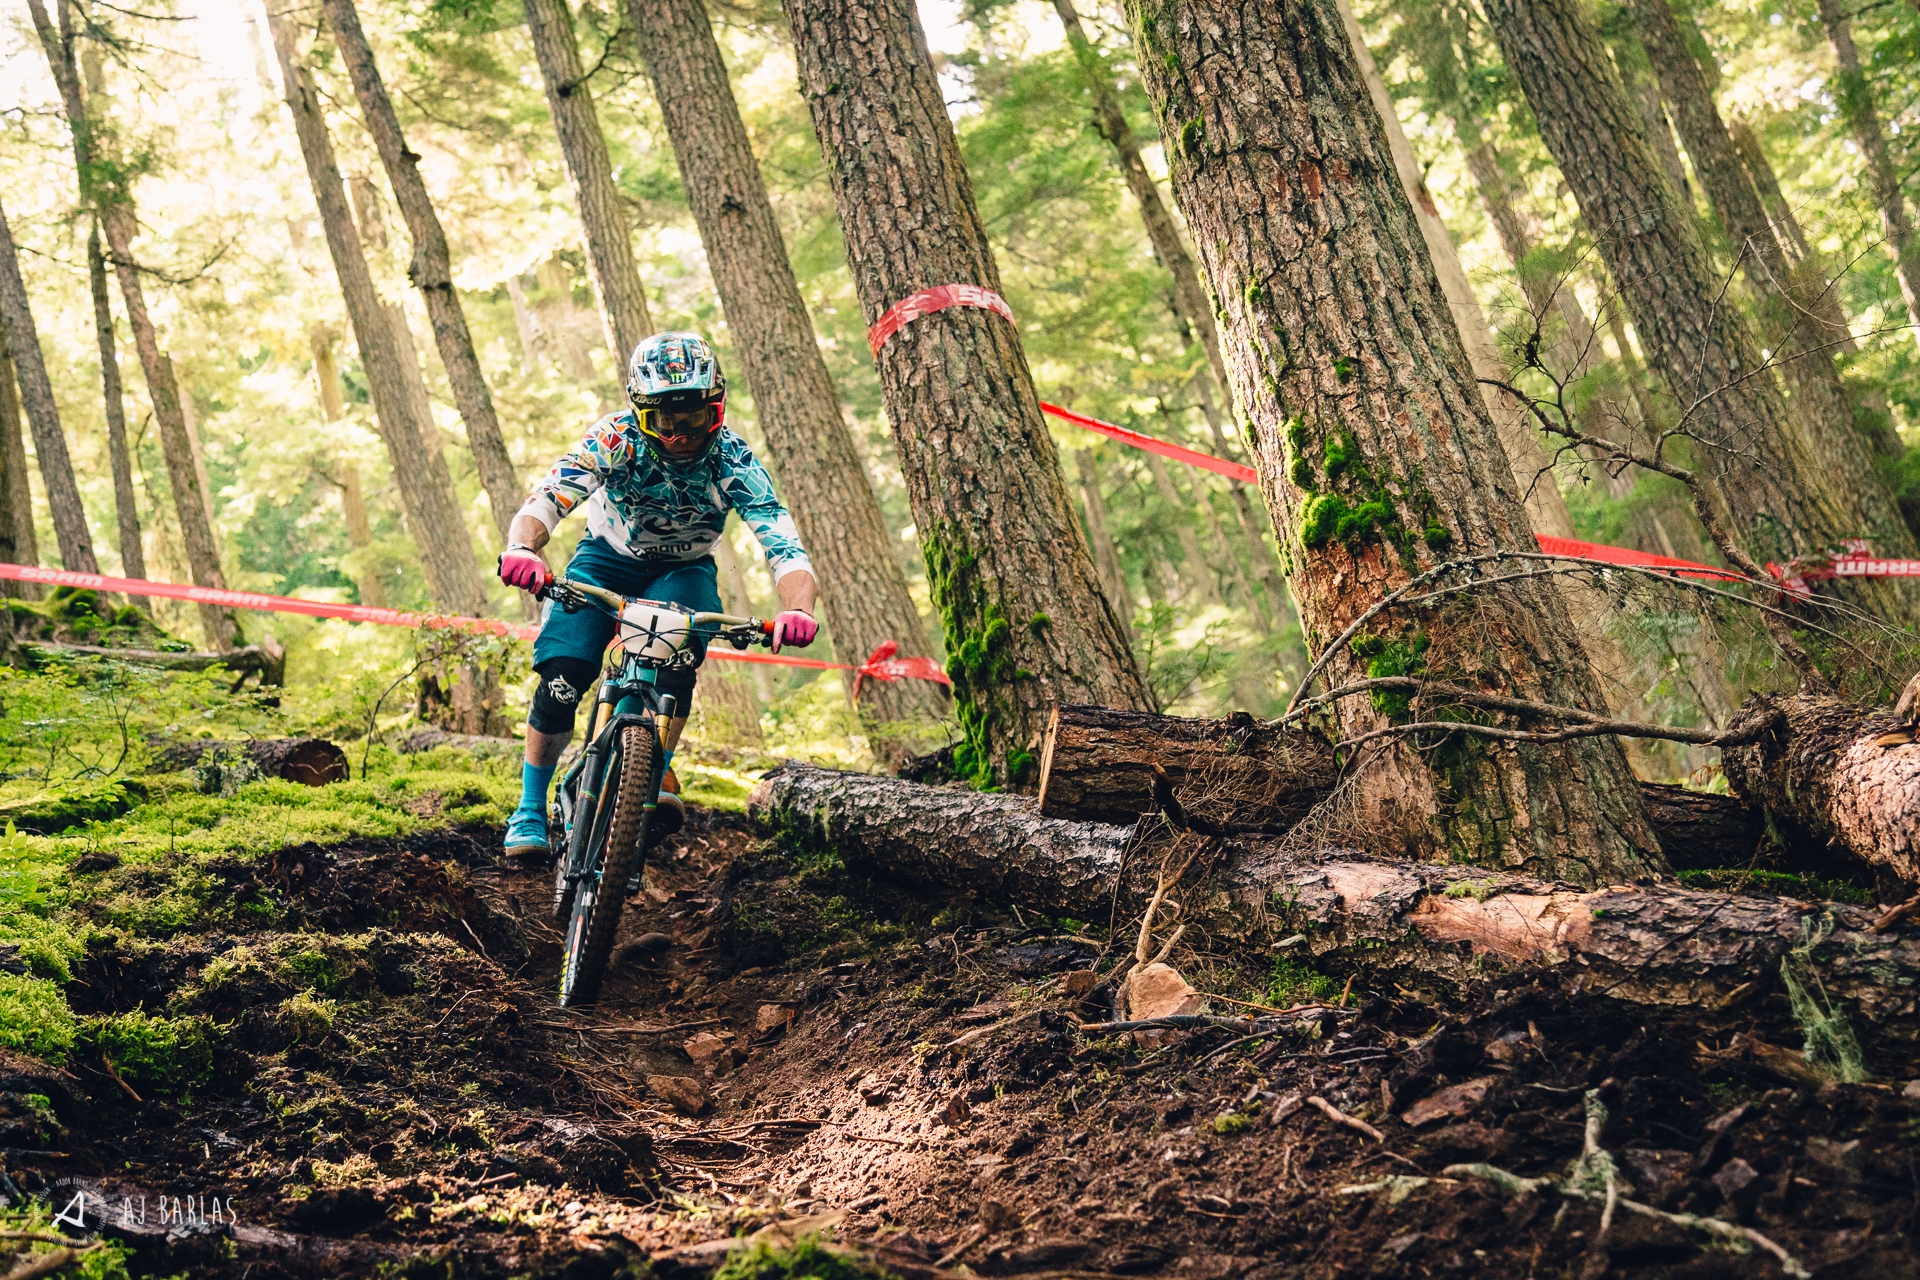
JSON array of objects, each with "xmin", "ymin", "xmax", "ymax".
[{"xmin": 9, "ymin": 805, "xmax": 1919, "ymax": 1278}]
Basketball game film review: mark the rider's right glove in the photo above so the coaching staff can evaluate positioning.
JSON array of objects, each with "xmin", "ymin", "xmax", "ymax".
[
  {"xmin": 498, "ymin": 545, "xmax": 553, "ymax": 592},
  {"xmin": 771, "ymin": 610, "xmax": 818, "ymax": 654}
]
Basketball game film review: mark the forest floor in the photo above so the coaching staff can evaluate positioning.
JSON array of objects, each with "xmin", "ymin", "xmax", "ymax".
[{"xmin": 8, "ymin": 773, "xmax": 1920, "ymax": 1279}]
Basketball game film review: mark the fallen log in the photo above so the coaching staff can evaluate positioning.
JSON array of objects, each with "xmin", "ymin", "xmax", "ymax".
[
  {"xmin": 1034, "ymin": 704, "xmax": 1771, "ymax": 868},
  {"xmin": 750, "ymin": 763, "xmax": 1920, "ymax": 1057},
  {"xmin": 1035, "ymin": 704, "xmax": 1338, "ymax": 825},
  {"xmin": 26, "ymin": 640, "xmax": 287, "ymax": 686},
  {"xmin": 147, "ymin": 737, "xmax": 349, "ymax": 786},
  {"xmin": 395, "ymin": 727, "xmax": 524, "ymax": 759},
  {"xmin": 1722, "ymin": 694, "xmax": 1919, "ymax": 892}
]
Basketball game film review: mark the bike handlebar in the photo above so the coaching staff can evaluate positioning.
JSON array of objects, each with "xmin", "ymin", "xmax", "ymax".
[{"xmin": 536, "ymin": 575, "xmax": 776, "ymax": 644}]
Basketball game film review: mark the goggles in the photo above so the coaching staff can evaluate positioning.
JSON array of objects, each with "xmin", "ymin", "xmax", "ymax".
[{"xmin": 635, "ymin": 403, "xmax": 722, "ymax": 444}]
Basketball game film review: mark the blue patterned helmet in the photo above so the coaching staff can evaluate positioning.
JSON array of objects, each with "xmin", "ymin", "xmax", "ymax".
[{"xmin": 627, "ymin": 332, "xmax": 727, "ymax": 462}]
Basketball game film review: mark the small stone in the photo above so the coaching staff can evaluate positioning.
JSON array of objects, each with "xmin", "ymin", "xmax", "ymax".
[
  {"xmin": 1401, "ymin": 1077, "xmax": 1497, "ymax": 1128},
  {"xmin": 978, "ymin": 1197, "xmax": 1014, "ymax": 1230},
  {"xmin": 684, "ymin": 1031, "xmax": 734, "ymax": 1076},
  {"xmin": 756, "ymin": 1003, "xmax": 796, "ymax": 1034},
  {"xmin": 1903, "ymin": 1079, "xmax": 1920, "ymax": 1100},
  {"xmin": 648, "ymin": 1074, "xmax": 709, "ymax": 1116},
  {"xmin": 633, "ymin": 932, "xmax": 673, "ymax": 954},
  {"xmin": 1124, "ymin": 963, "xmax": 1204, "ymax": 1046},
  {"xmin": 1712, "ymin": 1157, "xmax": 1758, "ymax": 1199},
  {"xmin": 1063, "ymin": 970, "xmax": 1098, "ymax": 999},
  {"xmin": 934, "ymin": 1094, "xmax": 971, "ymax": 1127}
]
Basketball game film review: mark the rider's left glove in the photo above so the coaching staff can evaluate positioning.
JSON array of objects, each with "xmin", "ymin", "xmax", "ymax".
[
  {"xmin": 499, "ymin": 546, "xmax": 553, "ymax": 593},
  {"xmin": 772, "ymin": 611, "xmax": 818, "ymax": 653}
]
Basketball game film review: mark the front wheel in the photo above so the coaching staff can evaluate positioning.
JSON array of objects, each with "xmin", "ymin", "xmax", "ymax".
[{"xmin": 557, "ymin": 724, "xmax": 655, "ymax": 1009}]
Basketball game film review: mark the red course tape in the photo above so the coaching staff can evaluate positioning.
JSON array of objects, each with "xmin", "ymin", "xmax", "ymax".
[
  {"xmin": 867, "ymin": 284, "xmax": 1014, "ymax": 355},
  {"xmin": 0, "ymin": 563, "xmax": 949, "ymax": 688}
]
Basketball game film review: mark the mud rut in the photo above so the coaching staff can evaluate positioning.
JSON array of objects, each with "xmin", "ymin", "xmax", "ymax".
[{"xmin": 11, "ymin": 806, "xmax": 1920, "ymax": 1279}]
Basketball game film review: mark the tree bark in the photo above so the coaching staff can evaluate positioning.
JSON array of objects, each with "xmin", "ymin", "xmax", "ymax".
[
  {"xmin": 522, "ymin": 0, "xmax": 655, "ymax": 372},
  {"xmin": 1481, "ymin": 0, "xmax": 1920, "ymax": 621},
  {"xmin": 322, "ymin": 0, "xmax": 520, "ymax": 544},
  {"xmin": 86, "ymin": 221, "xmax": 147, "ymax": 608},
  {"xmin": 1723, "ymin": 693, "xmax": 1920, "ymax": 894},
  {"xmin": 1049, "ymin": 0, "xmax": 1229, "ymax": 400},
  {"xmin": 266, "ymin": 8, "xmax": 488, "ymax": 623},
  {"xmin": 1331, "ymin": 0, "xmax": 1576, "ymax": 542},
  {"xmin": 309, "ymin": 325, "xmax": 388, "ymax": 610},
  {"xmin": 1634, "ymin": 0, "xmax": 1880, "ymax": 507},
  {"xmin": 28, "ymin": 0, "xmax": 236, "ymax": 646},
  {"xmin": 1814, "ymin": 0, "xmax": 1920, "ymax": 346},
  {"xmin": 1122, "ymin": 0, "xmax": 1661, "ymax": 884},
  {"xmin": 168, "ymin": 357, "xmax": 219, "ymax": 540},
  {"xmin": 627, "ymin": 0, "xmax": 947, "ymax": 756},
  {"xmin": 1636, "ymin": 781, "xmax": 1767, "ymax": 871},
  {"xmin": 789, "ymin": 0, "xmax": 1152, "ymax": 788},
  {"xmin": 713, "ymin": 527, "xmax": 773, "ymax": 704},
  {"xmin": 0, "ymin": 197, "xmax": 99, "ymax": 576},
  {"xmin": 749, "ymin": 762, "xmax": 1920, "ymax": 1055},
  {"xmin": 395, "ymin": 726, "xmax": 522, "ymax": 758},
  {"xmin": 1195, "ymin": 386, "xmax": 1291, "ymax": 622},
  {"xmin": 0, "ymin": 335, "xmax": 42, "ymax": 598},
  {"xmin": 147, "ymin": 736, "xmax": 347, "ymax": 786},
  {"xmin": 1035, "ymin": 703, "xmax": 1338, "ymax": 826}
]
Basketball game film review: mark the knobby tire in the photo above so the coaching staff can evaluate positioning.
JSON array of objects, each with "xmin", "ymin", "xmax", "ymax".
[{"xmin": 558, "ymin": 724, "xmax": 654, "ymax": 1008}]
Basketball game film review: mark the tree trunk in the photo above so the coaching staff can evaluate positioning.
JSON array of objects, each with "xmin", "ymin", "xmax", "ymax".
[
  {"xmin": 504, "ymin": 275, "xmax": 542, "ymax": 374},
  {"xmin": 522, "ymin": 0, "xmax": 655, "ymax": 371},
  {"xmin": 1035, "ymin": 703, "xmax": 1338, "ymax": 825},
  {"xmin": 1635, "ymin": 0, "xmax": 1879, "ymax": 510},
  {"xmin": 1141, "ymin": 447, "xmax": 1216, "ymax": 607},
  {"xmin": 1614, "ymin": 36, "xmax": 1693, "ymax": 206},
  {"xmin": 749, "ymin": 762, "xmax": 1920, "ymax": 1056},
  {"xmin": 1815, "ymin": 0, "xmax": 1920, "ymax": 346},
  {"xmin": 713, "ymin": 526, "xmax": 774, "ymax": 704},
  {"xmin": 28, "ymin": 0, "xmax": 236, "ymax": 645},
  {"xmin": 1048, "ymin": 0, "xmax": 1229, "ymax": 402},
  {"xmin": 167, "ymin": 357, "xmax": 219, "ymax": 539},
  {"xmin": 322, "ymin": 0, "xmax": 520, "ymax": 544},
  {"xmin": 147, "ymin": 736, "xmax": 347, "ymax": 786},
  {"xmin": 1196, "ymin": 385, "xmax": 1291, "ymax": 621},
  {"xmin": 1123, "ymin": 0, "xmax": 1661, "ymax": 884},
  {"xmin": 627, "ymin": 0, "xmax": 948, "ymax": 759},
  {"xmin": 789, "ymin": 0, "xmax": 1152, "ymax": 789},
  {"xmin": 0, "ymin": 335, "xmax": 41, "ymax": 598},
  {"xmin": 1481, "ymin": 0, "xmax": 1920, "ymax": 621},
  {"xmin": 87, "ymin": 220, "xmax": 147, "ymax": 608},
  {"xmin": 1726, "ymin": 114, "xmax": 1811, "ymax": 264},
  {"xmin": 309, "ymin": 325, "xmax": 389, "ymax": 610},
  {"xmin": 0, "ymin": 197, "xmax": 99, "ymax": 576},
  {"xmin": 266, "ymin": 8, "xmax": 488, "ymax": 623},
  {"xmin": 1723, "ymin": 694, "xmax": 1920, "ymax": 895},
  {"xmin": 1331, "ymin": 0, "xmax": 1576, "ymax": 543},
  {"xmin": 395, "ymin": 726, "xmax": 522, "ymax": 758},
  {"xmin": 1069, "ymin": 447, "xmax": 1133, "ymax": 631},
  {"xmin": 1636, "ymin": 781, "xmax": 1767, "ymax": 871}
]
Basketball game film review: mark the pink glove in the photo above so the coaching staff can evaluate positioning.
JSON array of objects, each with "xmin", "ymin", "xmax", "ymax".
[
  {"xmin": 772, "ymin": 611, "xmax": 818, "ymax": 653},
  {"xmin": 498, "ymin": 546, "xmax": 551, "ymax": 592}
]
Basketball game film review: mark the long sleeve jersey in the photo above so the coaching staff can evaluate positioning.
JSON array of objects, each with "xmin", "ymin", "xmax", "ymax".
[{"xmin": 516, "ymin": 412, "xmax": 813, "ymax": 582}]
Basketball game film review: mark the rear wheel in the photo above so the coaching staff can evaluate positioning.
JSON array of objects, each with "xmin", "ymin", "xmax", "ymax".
[{"xmin": 557, "ymin": 724, "xmax": 655, "ymax": 1009}]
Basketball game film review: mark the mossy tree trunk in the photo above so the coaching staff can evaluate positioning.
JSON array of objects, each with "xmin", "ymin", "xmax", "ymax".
[
  {"xmin": 86, "ymin": 221, "xmax": 147, "ymax": 608},
  {"xmin": 789, "ymin": 0, "xmax": 1152, "ymax": 787},
  {"xmin": 0, "ymin": 195, "xmax": 98, "ymax": 576},
  {"xmin": 1481, "ymin": 0, "xmax": 1920, "ymax": 622},
  {"xmin": 322, "ymin": 0, "xmax": 520, "ymax": 546},
  {"xmin": 522, "ymin": 0, "xmax": 654, "ymax": 372},
  {"xmin": 0, "ymin": 333, "xmax": 41, "ymax": 599},
  {"xmin": 1122, "ymin": 0, "xmax": 1663, "ymax": 884},
  {"xmin": 627, "ymin": 0, "xmax": 947, "ymax": 761}
]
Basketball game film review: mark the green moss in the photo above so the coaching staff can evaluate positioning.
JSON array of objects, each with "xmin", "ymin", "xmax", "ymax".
[
  {"xmin": 1005, "ymin": 748, "xmax": 1037, "ymax": 787},
  {"xmin": 1180, "ymin": 117, "xmax": 1204, "ymax": 158},
  {"xmin": 1285, "ymin": 416, "xmax": 1310, "ymax": 456},
  {"xmin": 1676, "ymin": 868, "xmax": 1872, "ymax": 906},
  {"xmin": 1289, "ymin": 454, "xmax": 1313, "ymax": 488},
  {"xmin": 1333, "ymin": 355, "xmax": 1357, "ymax": 385},
  {"xmin": 1442, "ymin": 878, "xmax": 1500, "ymax": 902},
  {"xmin": 1267, "ymin": 955, "xmax": 1333, "ymax": 1006},
  {"xmin": 1028, "ymin": 613, "xmax": 1051, "ymax": 636},
  {"xmin": 1349, "ymin": 632, "xmax": 1430, "ymax": 719},
  {"xmin": 1211, "ymin": 1109, "xmax": 1259, "ymax": 1137},
  {"xmin": 715, "ymin": 1235, "xmax": 899, "ymax": 1280},
  {"xmin": 78, "ymin": 1010, "xmax": 215, "ymax": 1097},
  {"xmin": 0, "ymin": 973, "xmax": 76, "ymax": 1060},
  {"xmin": 277, "ymin": 991, "xmax": 338, "ymax": 1043},
  {"xmin": 1321, "ymin": 433, "xmax": 1356, "ymax": 480},
  {"xmin": 924, "ymin": 529, "xmax": 1023, "ymax": 789}
]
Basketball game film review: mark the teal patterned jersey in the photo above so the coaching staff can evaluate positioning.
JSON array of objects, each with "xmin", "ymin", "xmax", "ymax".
[{"xmin": 517, "ymin": 412, "xmax": 813, "ymax": 581}]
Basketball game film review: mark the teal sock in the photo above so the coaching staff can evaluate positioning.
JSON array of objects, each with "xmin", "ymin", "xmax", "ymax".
[
  {"xmin": 520, "ymin": 762, "xmax": 556, "ymax": 814},
  {"xmin": 663, "ymin": 749, "xmax": 675, "ymax": 770}
]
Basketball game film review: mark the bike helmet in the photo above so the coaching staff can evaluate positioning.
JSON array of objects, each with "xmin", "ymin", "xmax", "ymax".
[{"xmin": 627, "ymin": 331, "xmax": 727, "ymax": 463}]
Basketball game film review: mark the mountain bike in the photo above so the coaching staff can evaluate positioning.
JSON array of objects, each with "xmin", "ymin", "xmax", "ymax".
[{"xmin": 536, "ymin": 574, "xmax": 773, "ymax": 1009}]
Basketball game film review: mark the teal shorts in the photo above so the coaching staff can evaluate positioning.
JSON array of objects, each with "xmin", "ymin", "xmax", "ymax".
[{"xmin": 532, "ymin": 537, "xmax": 724, "ymax": 697}]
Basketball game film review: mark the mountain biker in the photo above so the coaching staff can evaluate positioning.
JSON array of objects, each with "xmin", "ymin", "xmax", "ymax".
[{"xmin": 496, "ymin": 331, "xmax": 818, "ymax": 862}]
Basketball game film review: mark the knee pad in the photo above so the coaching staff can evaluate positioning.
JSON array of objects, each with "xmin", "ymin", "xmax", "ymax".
[
  {"xmin": 528, "ymin": 658, "xmax": 600, "ymax": 735},
  {"xmin": 655, "ymin": 666, "xmax": 697, "ymax": 717}
]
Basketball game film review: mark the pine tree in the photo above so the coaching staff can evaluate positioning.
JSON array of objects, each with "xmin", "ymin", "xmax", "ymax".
[
  {"xmin": 1480, "ymin": 0, "xmax": 1920, "ymax": 620},
  {"xmin": 626, "ymin": 0, "xmax": 948, "ymax": 758},
  {"xmin": 789, "ymin": 0, "xmax": 1152, "ymax": 786},
  {"xmin": 1122, "ymin": 0, "xmax": 1663, "ymax": 881},
  {"xmin": 521, "ymin": 0, "xmax": 654, "ymax": 372},
  {"xmin": 322, "ymin": 0, "xmax": 522, "ymax": 546}
]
